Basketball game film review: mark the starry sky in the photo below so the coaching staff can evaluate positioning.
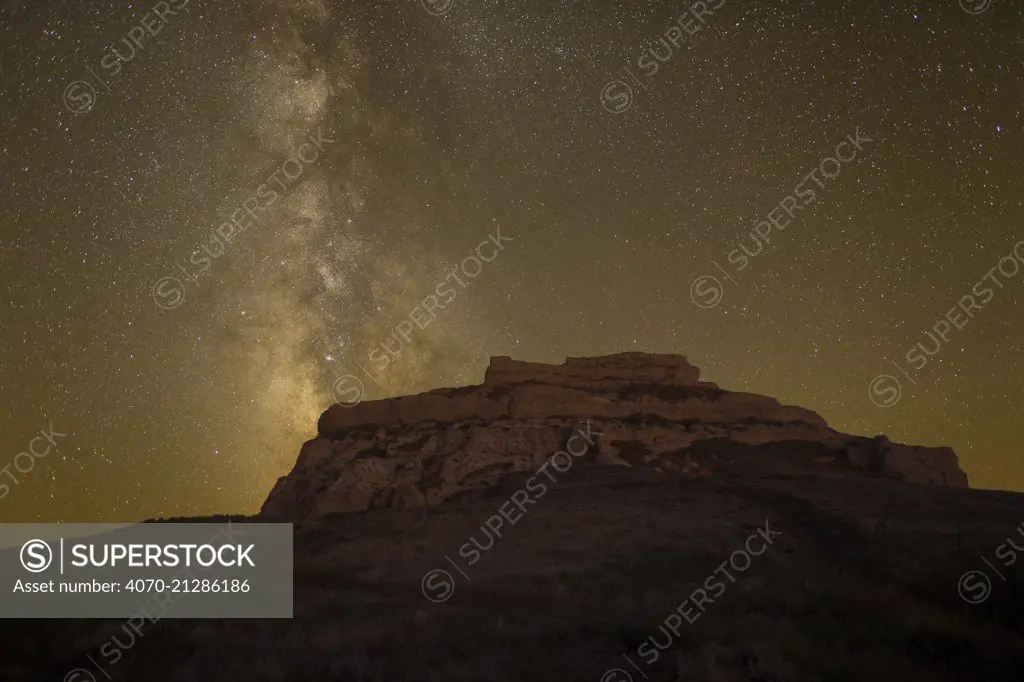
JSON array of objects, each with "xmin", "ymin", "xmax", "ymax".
[{"xmin": 1, "ymin": 0, "xmax": 1021, "ymax": 523}]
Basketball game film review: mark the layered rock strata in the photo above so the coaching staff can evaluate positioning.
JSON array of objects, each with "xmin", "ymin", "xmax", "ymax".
[{"xmin": 261, "ymin": 353, "xmax": 968, "ymax": 520}]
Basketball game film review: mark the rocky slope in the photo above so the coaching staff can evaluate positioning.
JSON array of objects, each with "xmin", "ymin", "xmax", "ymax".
[
  {"xmin": 261, "ymin": 353, "xmax": 968, "ymax": 521},
  {"xmin": 8, "ymin": 471, "xmax": 1024, "ymax": 682}
]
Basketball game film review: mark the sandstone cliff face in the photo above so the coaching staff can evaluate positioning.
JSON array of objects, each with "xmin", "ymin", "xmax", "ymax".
[{"xmin": 261, "ymin": 353, "xmax": 969, "ymax": 520}]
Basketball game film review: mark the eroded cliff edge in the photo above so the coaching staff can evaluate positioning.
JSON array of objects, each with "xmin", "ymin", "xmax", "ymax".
[{"xmin": 261, "ymin": 353, "xmax": 968, "ymax": 520}]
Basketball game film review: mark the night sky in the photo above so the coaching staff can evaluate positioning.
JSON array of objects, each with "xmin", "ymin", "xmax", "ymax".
[{"xmin": 1, "ymin": 0, "xmax": 1021, "ymax": 523}]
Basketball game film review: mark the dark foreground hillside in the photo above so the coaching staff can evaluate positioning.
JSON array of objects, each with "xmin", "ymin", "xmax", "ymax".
[{"xmin": 3, "ymin": 460, "xmax": 1023, "ymax": 682}]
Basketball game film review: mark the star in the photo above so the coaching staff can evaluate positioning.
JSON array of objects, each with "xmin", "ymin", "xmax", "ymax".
[{"xmin": 0, "ymin": 0, "xmax": 1021, "ymax": 524}]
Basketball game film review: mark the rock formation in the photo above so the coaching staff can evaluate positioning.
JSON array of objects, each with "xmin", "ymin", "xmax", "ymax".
[{"xmin": 261, "ymin": 353, "xmax": 969, "ymax": 521}]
